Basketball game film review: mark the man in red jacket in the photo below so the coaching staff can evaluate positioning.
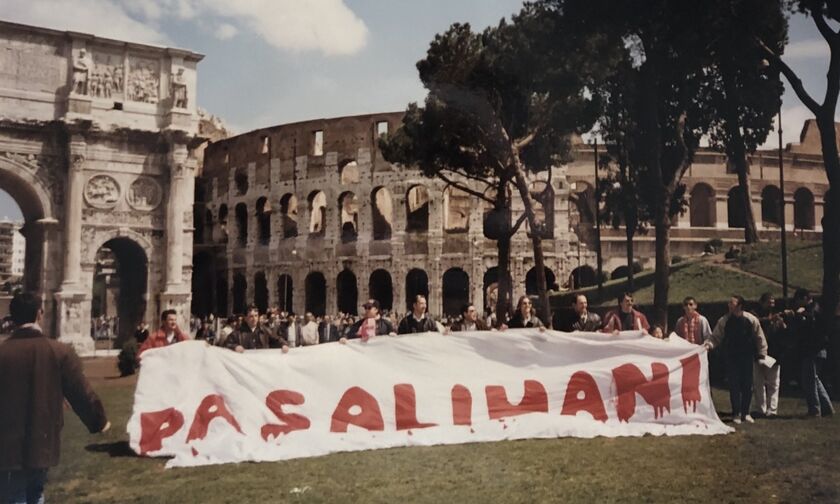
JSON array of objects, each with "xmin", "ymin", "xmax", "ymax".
[
  {"xmin": 602, "ymin": 292, "xmax": 651, "ymax": 334},
  {"xmin": 138, "ymin": 309, "xmax": 188, "ymax": 357},
  {"xmin": 0, "ymin": 292, "xmax": 110, "ymax": 503}
]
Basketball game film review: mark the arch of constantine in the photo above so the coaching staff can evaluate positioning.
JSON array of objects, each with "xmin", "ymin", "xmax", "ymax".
[{"xmin": 0, "ymin": 20, "xmax": 203, "ymax": 352}]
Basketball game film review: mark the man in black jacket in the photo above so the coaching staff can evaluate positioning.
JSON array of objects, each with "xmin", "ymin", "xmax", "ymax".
[
  {"xmin": 319, "ymin": 315, "xmax": 340, "ymax": 343},
  {"xmin": 787, "ymin": 289, "xmax": 834, "ymax": 417},
  {"xmin": 225, "ymin": 305, "xmax": 289, "ymax": 353},
  {"xmin": 397, "ymin": 295, "xmax": 438, "ymax": 334}
]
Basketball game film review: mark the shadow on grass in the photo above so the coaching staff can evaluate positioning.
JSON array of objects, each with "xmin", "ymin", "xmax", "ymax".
[{"xmin": 85, "ymin": 441, "xmax": 136, "ymax": 458}]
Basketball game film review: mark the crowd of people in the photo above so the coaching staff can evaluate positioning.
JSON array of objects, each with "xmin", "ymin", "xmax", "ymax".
[{"xmin": 130, "ymin": 289, "xmax": 835, "ymax": 423}]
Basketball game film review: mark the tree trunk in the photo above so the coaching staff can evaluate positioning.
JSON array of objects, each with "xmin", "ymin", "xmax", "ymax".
[
  {"xmin": 653, "ymin": 209, "xmax": 672, "ymax": 331},
  {"xmin": 495, "ymin": 233, "xmax": 513, "ymax": 327},
  {"xmin": 722, "ymin": 62, "xmax": 759, "ymax": 244},
  {"xmin": 624, "ymin": 215, "xmax": 636, "ymax": 292},
  {"xmin": 510, "ymin": 159, "xmax": 550, "ymax": 327},
  {"xmin": 732, "ymin": 153, "xmax": 760, "ymax": 244},
  {"xmin": 816, "ymin": 114, "xmax": 840, "ymax": 320}
]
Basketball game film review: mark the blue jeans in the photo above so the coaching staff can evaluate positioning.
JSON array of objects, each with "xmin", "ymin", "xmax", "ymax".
[
  {"xmin": 801, "ymin": 352, "xmax": 834, "ymax": 416},
  {"xmin": 0, "ymin": 469, "xmax": 47, "ymax": 504}
]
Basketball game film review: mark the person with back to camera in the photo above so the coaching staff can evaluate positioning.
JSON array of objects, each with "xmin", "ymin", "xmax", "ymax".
[{"xmin": 0, "ymin": 292, "xmax": 110, "ymax": 503}]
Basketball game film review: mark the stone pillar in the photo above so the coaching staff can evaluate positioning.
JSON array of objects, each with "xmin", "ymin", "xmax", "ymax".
[
  {"xmin": 715, "ymin": 195, "xmax": 728, "ymax": 229},
  {"xmin": 62, "ymin": 142, "xmax": 85, "ymax": 289},
  {"xmin": 160, "ymin": 144, "xmax": 194, "ymax": 331}
]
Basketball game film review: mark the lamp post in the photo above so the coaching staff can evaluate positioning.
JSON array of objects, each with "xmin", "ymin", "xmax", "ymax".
[
  {"xmin": 593, "ymin": 138, "xmax": 604, "ymax": 298},
  {"xmin": 777, "ymin": 95, "xmax": 789, "ymax": 300},
  {"xmin": 282, "ymin": 249, "xmax": 297, "ymax": 313}
]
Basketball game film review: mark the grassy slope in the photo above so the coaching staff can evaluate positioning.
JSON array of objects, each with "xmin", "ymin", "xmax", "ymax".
[
  {"xmin": 626, "ymin": 262, "xmax": 782, "ymax": 305},
  {"xmin": 48, "ymin": 359, "xmax": 839, "ymax": 504},
  {"xmin": 737, "ymin": 239, "xmax": 823, "ymax": 293}
]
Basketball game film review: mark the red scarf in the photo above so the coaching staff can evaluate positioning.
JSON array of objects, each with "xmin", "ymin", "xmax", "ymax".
[{"xmin": 676, "ymin": 311, "xmax": 700, "ymax": 344}]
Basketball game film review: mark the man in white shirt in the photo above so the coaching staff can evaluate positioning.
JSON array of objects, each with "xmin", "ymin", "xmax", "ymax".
[{"xmin": 301, "ymin": 312, "xmax": 320, "ymax": 346}]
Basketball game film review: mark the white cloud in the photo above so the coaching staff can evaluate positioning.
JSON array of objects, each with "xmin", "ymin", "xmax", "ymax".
[
  {"xmin": 194, "ymin": 0, "xmax": 369, "ymax": 56},
  {"xmin": 5, "ymin": 0, "xmax": 368, "ymax": 56},
  {"xmin": 784, "ymin": 39, "xmax": 830, "ymax": 60},
  {"xmin": 214, "ymin": 23, "xmax": 237, "ymax": 40},
  {"xmin": 3, "ymin": 0, "xmax": 169, "ymax": 46}
]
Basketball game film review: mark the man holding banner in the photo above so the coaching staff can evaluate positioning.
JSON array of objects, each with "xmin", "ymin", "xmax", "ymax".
[
  {"xmin": 341, "ymin": 299, "xmax": 395, "ymax": 342},
  {"xmin": 225, "ymin": 305, "xmax": 289, "ymax": 353}
]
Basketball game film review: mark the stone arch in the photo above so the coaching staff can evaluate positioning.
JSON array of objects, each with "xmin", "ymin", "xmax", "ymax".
[
  {"xmin": 761, "ymin": 185, "xmax": 782, "ymax": 227},
  {"xmin": 277, "ymin": 274, "xmax": 293, "ymax": 313},
  {"xmin": 406, "ymin": 185, "xmax": 430, "ymax": 232},
  {"xmin": 305, "ymin": 271, "xmax": 326, "ymax": 316},
  {"xmin": 405, "ymin": 268, "xmax": 429, "ymax": 312},
  {"xmin": 727, "ymin": 186, "xmax": 746, "ymax": 229},
  {"xmin": 91, "ymin": 236, "xmax": 149, "ymax": 344},
  {"xmin": 483, "ymin": 267, "xmax": 499, "ymax": 313},
  {"xmin": 235, "ymin": 202, "xmax": 248, "ymax": 246},
  {"xmin": 204, "ymin": 208, "xmax": 213, "ymax": 243},
  {"xmin": 690, "ymin": 183, "xmax": 716, "ymax": 227},
  {"xmin": 216, "ymin": 273, "xmax": 228, "ymax": 315},
  {"xmin": 339, "ymin": 159, "xmax": 359, "ymax": 185},
  {"xmin": 217, "ymin": 204, "xmax": 229, "ymax": 243},
  {"xmin": 339, "ymin": 191, "xmax": 359, "ymax": 243},
  {"xmin": 0, "ymin": 157, "xmax": 56, "ymax": 294},
  {"xmin": 254, "ymin": 271, "xmax": 268, "ymax": 313},
  {"xmin": 256, "ymin": 196, "xmax": 271, "ymax": 245},
  {"xmin": 442, "ymin": 268, "xmax": 469, "ymax": 317},
  {"xmin": 279, "ymin": 193, "xmax": 298, "ymax": 238},
  {"xmin": 234, "ymin": 167, "xmax": 248, "ymax": 195},
  {"xmin": 308, "ymin": 190, "xmax": 326, "ymax": 236},
  {"xmin": 525, "ymin": 266, "xmax": 557, "ymax": 295},
  {"xmin": 443, "ymin": 185, "xmax": 470, "ymax": 232},
  {"xmin": 84, "ymin": 227, "xmax": 154, "ymax": 265},
  {"xmin": 371, "ymin": 187, "xmax": 393, "ymax": 240},
  {"xmin": 794, "ymin": 187, "xmax": 815, "ymax": 230},
  {"xmin": 369, "ymin": 269, "xmax": 393, "ymax": 312},
  {"xmin": 569, "ymin": 265, "xmax": 597, "ymax": 289},
  {"xmin": 337, "ymin": 268, "xmax": 358, "ymax": 315},
  {"xmin": 232, "ymin": 272, "xmax": 247, "ymax": 314},
  {"xmin": 191, "ymin": 250, "xmax": 214, "ymax": 317}
]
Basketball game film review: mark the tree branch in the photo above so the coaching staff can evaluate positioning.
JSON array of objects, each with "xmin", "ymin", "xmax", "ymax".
[
  {"xmin": 757, "ymin": 37, "xmax": 822, "ymax": 114},
  {"xmin": 513, "ymin": 129, "xmax": 539, "ymax": 151},
  {"xmin": 435, "ymin": 171, "xmax": 495, "ymax": 203},
  {"xmin": 813, "ymin": 10, "xmax": 840, "ymax": 48},
  {"xmin": 510, "ymin": 211, "xmax": 528, "ymax": 234}
]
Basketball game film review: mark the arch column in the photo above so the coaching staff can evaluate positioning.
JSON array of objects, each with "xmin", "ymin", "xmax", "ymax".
[
  {"xmin": 160, "ymin": 143, "xmax": 195, "ymax": 331},
  {"xmin": 715, "ymin": 195, "xmax": 728, "ymax": 229}
]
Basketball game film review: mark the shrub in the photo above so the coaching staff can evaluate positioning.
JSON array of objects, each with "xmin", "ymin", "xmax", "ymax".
[
  {"xmin": 117, "ymin": 341, "xmax": 138, "ymax": 376},
  {"xmin": 672, "ymin": 255, "xmax": 684, "ymax": 265}
]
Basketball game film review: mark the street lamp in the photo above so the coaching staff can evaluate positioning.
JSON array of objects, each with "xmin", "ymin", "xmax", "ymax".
[
  {"xmin": 282, "ymin": 249, "xmax": 297, "ymax": 313},
  {"xmin": 592, "ymin": 138, "xmax": 604, "ymax": 298},
  {"xmin": 777, "ymin": 93, "xmax": 789, "ymax": 300}
]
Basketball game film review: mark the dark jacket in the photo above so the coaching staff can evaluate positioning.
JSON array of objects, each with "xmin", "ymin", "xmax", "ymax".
[
  {"xmin": 319, "ymin": 323, "xmax": 340, "ymax": 343},
  {"xmin": 450, "ymin": 318, "xmax": 489, "ymax": 332},
  {"xmin": 0, "ymin": 327, "xmax": 108, "ymax": 470},
  {"xmin": 397, "ymin": 313, "xmax": 438, "ymax": 334},
  {"xmin": 345, "ymin": 318, "xmax": 395, "ymax": 339},
  {"xmin": 570, "ymin": 312, "xmax": 603, "ymax": 332},
  {"xmin": 507, "ymin": 313, "xmax": 545, "ymax": 329},
  {"xmin": 787, "ymin": 304, "xmax": 826, "ymax": 358},
  {"xmin": 225, "ymin": 323, "xmax": 287, "ymax": 350}
]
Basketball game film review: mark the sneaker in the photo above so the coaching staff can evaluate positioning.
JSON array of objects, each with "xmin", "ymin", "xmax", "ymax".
[
  {"xmin": 767, "ymin": 412, "xmax": 777, "ymax": 418},
  {"xmin": 743, "ymin": 415, "xmax": 755, "ymax": 424},
  {"xmin": 732, "ymin": 417, "xmax": 742, "ymax": 425}
]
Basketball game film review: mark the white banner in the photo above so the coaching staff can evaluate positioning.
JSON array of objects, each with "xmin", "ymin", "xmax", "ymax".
[{"xmin": 127, "ymin": 330, "xmax": 731, "ymax": 468}]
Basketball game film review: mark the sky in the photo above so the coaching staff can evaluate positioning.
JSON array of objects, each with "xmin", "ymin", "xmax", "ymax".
[{"xmin": 0, "ymin": 0, "xmax": 835, "ymax": 219}]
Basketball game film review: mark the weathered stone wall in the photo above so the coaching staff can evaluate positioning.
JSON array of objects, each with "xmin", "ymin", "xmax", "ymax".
[
  {"xmin": 198, "ymin": 113, "xmax": 580, "ymax": 318},
  {"xmin": 0, "ymin": 20, "xmax": 203, "ymax": 352}
]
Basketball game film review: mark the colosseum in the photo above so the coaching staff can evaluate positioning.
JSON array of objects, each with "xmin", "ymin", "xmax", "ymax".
[{"xmin": 193, "ymin": 112, "xmax": 830, "ymax": 319}]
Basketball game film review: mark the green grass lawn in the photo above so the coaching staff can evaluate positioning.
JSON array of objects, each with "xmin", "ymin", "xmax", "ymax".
[
  {"xmin": 626, "ymin": 262, "xmax": 783, "ymax": 305},
  {"xmin": 738, "ymin": 239, "xmax": 824, "ymax": 293},
  {"xmin": 46, "ymin": 358, "xmax": 840, "ymax": 503}
]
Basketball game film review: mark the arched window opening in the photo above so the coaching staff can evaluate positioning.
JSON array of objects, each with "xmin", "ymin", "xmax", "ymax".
[
  {"xmin": 371, "ymin": 187, "xmax": 393, "ymax": 240},
  {"xmin": 339, "ymin": 192, "xmax": 359, "ymax": 243},
  {"xmin": 406, "ymin": 185, "xmax": 430, "ymax": 232}
]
